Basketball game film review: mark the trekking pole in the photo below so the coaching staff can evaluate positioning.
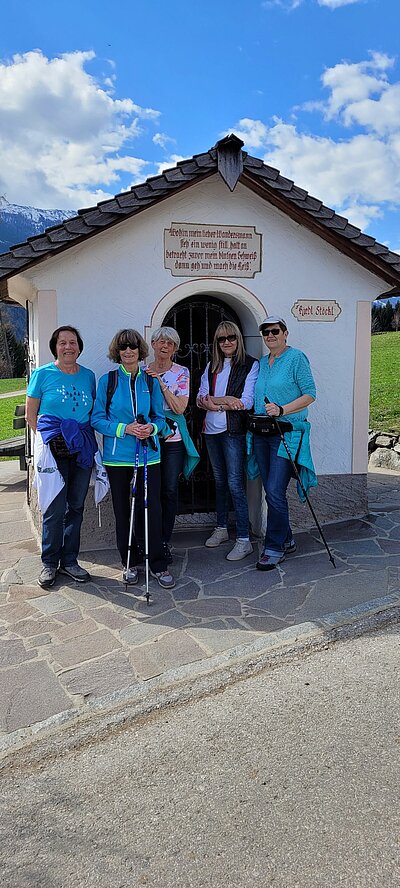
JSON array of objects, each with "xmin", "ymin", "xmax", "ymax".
[
  {"xmin": 265, "ymin": 397, "xmax": 336, "ymax": 568},
  {"xmin": 137, "ymin": 414, "xmax": 151, "ymax": 606},
  {"xmin": 125, "ymin": 437, "xmax": 140, "ymax": 590},
  {"xmin": 143, "ymin": 438, "xmax": 150, "ymax": 605}
]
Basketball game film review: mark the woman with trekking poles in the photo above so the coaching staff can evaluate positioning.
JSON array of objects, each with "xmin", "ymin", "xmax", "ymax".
[
  {"xmin": 145, "ymin": 326, "xmax": 199, "ymax": 565},
  {"xmin": 196, "ymin": 321, "xmax": 259, "ymax": 561},
  {"xmin": 26, "ymin": 325, "xmax": 97, "ymax": 589},
  {"xmin": 250, "ymin": 316, "xmax": 316, "ymax": 571},
  {"xmin": 91, "ymin": 328, "xmax": 175, "ymax": 590}
]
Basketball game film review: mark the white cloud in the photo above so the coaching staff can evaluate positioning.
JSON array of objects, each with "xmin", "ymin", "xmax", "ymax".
[
  {"xmin": 321, "ymin": 52, "xmax": 394, "ymax": 121},
  {"xmin": 0, "ymin": 49, "xmax": 160, "ymax": 208},
  {"xmin": 262, "ymin": 1, "xmax": 302, "ymax": 9},
  {"xmin": 262, "ymin": 0, "xmax": 362, "ymax": 8},
  {"xmin": 228, "ymin": 53, "xmax": 400, "ymax": 234},
  {"xmin": 155, "ymin": 155, "xmax": 186, "ymax": 175},
  {"xmin": 153, "ymin": 132, "xmax": 176, "ymax": 149},
  {"xmin": 229, "ymin": 119, "xmax": 269, "ymax": 149},
  {"xmin": 318, "ymin": 0, "xmax": 363, "ymax": 8}
]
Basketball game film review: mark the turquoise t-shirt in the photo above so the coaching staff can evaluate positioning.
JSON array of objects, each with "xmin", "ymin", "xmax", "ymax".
[
  {"xmin": 27, "ymin": 362, "xmax": 96, "ymax": 423},
  {"xmin": 254, "ymin": 347, "xmax": 316, "ymax": 422}
]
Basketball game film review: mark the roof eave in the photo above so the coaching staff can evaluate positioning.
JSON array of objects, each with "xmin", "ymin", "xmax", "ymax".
[
  {"xmin": 0, "ymin": 171, "xmax": 216, "ymax": 283},
  {"xmin": 241, "ymin": 171, "xmax": 400, "ymax": 288}
]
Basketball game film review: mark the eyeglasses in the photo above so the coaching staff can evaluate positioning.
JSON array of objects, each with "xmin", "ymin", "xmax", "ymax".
[
  {"xmin": 119, "ymin": 342, "xmax": 139, "ymax": 351},
  {"xmin": 217, "ymin": 334, "xmax": 237, "ymax": 344},
  {"xmin": 261, "ymin": 328, "xmax": 282, "ymax": 337}
]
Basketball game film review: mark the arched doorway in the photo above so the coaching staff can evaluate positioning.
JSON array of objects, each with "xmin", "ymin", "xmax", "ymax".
[{"xmin": 163, "ymin": 294, "xmax": 242, "ymax": 515}]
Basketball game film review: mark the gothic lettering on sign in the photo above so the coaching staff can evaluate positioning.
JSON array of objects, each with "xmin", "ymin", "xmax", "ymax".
[
  {"xmin": 164, "ymin": 223, "xmax": 262, "ymax": 278},
  {"xmin": 291, "ymin": 300, "xmax": 342, "ymax": 322}
]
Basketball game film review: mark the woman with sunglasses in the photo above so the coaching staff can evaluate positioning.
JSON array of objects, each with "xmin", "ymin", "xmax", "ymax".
[
  {"xmin": 253, "ymin": 316, "xmax": 316, "ymax": 571},
  {"xmin": 91, "ymin": 329, "xmax": 175, "ymax": 589},
  {"xmin": 197, "ymin": 321, "xmax": 258, "ymax": 560}
]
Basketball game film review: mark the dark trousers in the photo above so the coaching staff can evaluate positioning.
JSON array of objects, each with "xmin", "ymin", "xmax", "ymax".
[
  {"xmin": 160, "ymin": 440, "xmax": 185, "ymax": 543},
  {"xmin": 42, "ymin": 456, "xmax": 92, "ymax": 568},
  {"xmin": 107, "ymin": 464, "xmax": 166, "ymax": 573}
]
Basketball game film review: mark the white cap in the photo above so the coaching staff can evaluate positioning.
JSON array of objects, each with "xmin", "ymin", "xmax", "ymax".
[{"xmin": 259, "ymin": 316, "xmax": 287, "ymax": 330}]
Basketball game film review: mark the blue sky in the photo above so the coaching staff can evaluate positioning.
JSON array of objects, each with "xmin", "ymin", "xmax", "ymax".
[{"xmin": 1, "ymin": 0, "xmax": 399, "ymax": 252}]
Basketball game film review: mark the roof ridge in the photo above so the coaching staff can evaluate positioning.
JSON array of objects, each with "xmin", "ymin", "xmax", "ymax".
[{"xmin": 1, "ymin": 135, "xmax": 399, "ymax": 286}]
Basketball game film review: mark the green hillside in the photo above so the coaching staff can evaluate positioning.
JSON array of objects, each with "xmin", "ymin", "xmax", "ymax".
[{"xmin": 370, "ymin": 332, "xmax": 400, "ymax": 433}]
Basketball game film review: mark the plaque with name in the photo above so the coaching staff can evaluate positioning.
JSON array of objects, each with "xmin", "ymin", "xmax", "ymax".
[
  {"xmin": 164, "ymin": 222, "xmax": 262, "ymax": 278},
  {"xmin": 291, "ymin": 300, "xmax": 342, "ymax": 322}
]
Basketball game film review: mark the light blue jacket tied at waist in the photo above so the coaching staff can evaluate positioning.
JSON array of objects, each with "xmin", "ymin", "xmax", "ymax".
[{"xmin": 246, "ymin": 419, "xmax": 318, "ymax": 502}]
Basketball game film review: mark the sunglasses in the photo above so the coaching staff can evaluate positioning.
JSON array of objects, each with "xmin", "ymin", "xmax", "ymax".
[
  {"xmin": 119, "ymin": 342, "xmax": 139, "ymax": 351},
  {"xmin": 261, "ymin": 328, "xmax": 282, "ymax": 337},
  {"xmin": 217, "ymin": 334, "xmax": 237, "ymax": 344}
]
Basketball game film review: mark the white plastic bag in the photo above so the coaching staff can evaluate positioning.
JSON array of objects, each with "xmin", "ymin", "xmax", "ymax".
[
  {"xmin": 33, "ymin": 431, "xmax": 65, "ymax": 513},
  {"xmin": 91, "ymin": 450, "xmax": 110, "ymax": 506}
]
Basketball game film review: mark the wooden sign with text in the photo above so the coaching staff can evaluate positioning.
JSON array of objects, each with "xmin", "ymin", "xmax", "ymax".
[
  {"xmin": 291, "ymin": 300, "xmax": 342, "ymax": 322},
  {"xmin": 164, "ymin": 222, "xmax": 262, "ymax": 278}
]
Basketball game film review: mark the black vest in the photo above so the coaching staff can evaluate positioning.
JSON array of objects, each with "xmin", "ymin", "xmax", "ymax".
[{"xmin": 208, "ymin": 354, "xmax": 257, "ymax": 435}]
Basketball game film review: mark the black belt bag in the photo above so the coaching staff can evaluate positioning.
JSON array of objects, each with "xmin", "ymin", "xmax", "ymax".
[
  {"xmin": 247, "ymin": 414, "xmax": 293, "ymax": 437},
  {"xmin": 49, "ymin": 434, "xmax": 74, "ymax": 459}
]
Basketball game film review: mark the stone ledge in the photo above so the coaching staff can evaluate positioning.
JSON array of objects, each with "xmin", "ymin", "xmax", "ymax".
[{"xmin": 368, "ymin": 429, "xmax": 400, "ymax": 472}]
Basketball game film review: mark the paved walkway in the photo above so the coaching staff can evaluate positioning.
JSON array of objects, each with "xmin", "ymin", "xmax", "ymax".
[
  {"xmin": 0, "ymin": 460, "xmax": 399, "ymax": 746},
  {"xmin": 0, "ymin": 389, "xmax": 26, "ymax": 399}
]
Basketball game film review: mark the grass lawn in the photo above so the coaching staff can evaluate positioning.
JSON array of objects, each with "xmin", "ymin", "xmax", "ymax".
[
  {"xmin": 370, "ymin": 332, "xmax": 400, "ymax": 433},
  {"xmin": 0, "ymin": 395, "xmax": 25, "ymax": 441},
  {"xmin": 0, "ymin": 377, "xmax": 26, "ymax": 395}
]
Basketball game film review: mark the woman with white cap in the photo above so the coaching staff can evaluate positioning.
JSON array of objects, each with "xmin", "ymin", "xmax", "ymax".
[{"xmin": 252, "ymin": 316, "xmax": 316, "ymax": 571}]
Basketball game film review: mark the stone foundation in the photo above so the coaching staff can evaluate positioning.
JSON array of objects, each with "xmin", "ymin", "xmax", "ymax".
[
  {"xmin": 27, "ymin": 462, "xmax": 368, "ymax": 551},
  {"xmin": 368, "ymin": 430, "xmax": 400, "ymax": 472}
]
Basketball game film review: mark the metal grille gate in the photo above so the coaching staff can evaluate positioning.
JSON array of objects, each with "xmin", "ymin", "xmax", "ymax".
[{"xmin": 163, "ymin": 295, "xmax": 242, "ymax": 514}]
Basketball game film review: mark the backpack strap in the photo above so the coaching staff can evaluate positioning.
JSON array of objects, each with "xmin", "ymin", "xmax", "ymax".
[
  {"xmin": 105, "ymin": 368, "xmax": 154, "ymax": 417},
  {"xmin": 105, "ymin": 369, "xmax": 119, "ymax": 416}
]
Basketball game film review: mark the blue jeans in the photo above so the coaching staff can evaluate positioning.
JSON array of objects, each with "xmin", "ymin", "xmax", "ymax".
[
  {"xmin": 205, "ymin": 432, "xmax": 249, "ymax": 539},
  {"xmin": 253, "ymin": 435, "xmax": 293, "ymax": 554},
  {"xmin": 160, "ymin": 440, "xmax": 185, "ymax": 543},
  {"xmin": 41, "ymin": 456, "xmax": 92, "ymax": 568}
]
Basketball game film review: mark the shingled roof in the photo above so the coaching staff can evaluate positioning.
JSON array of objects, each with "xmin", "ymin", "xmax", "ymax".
[{"xmin": 1, "ymin": 134, "xmax": 400, "ymax": 292}]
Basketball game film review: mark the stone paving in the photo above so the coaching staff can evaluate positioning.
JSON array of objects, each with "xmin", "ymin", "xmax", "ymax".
[{"xmin": 0, "ymin": 461, "xmax": 399, "ymax": 736}]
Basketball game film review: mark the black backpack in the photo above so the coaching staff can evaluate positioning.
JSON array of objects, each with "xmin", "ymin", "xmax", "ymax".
[{"xmin": 105, "ymin": 369, "xmax": 154, "ymax": 416}]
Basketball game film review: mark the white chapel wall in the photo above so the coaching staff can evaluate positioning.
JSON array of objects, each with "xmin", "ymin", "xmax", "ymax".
[{"xmin": 25, "ymin": 175, "xmax": 385, "ymax": 478}]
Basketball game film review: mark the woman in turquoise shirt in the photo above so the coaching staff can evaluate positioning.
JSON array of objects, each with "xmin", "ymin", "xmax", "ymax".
[
  {"xmin": 253, "ymin": 316, "xmax": 316, "ymax": 571},
  {"xmin": 26, "ymin": 325, "xmax": 96, "ymax": 589}
]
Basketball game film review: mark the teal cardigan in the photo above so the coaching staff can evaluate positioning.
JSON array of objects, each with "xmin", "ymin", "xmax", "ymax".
[
  {"xmin": 164, "ymin": 411, "xmax": 200, "ymax": 479},
  {"xmin": 246, "ymin": 419, "xmax": 317, "ymax": 501}
]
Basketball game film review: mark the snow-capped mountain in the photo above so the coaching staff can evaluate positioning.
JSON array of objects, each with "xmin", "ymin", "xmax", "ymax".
[{"xmin": 0, "ymin": 196, "xmax": 75, "ymax": 253}]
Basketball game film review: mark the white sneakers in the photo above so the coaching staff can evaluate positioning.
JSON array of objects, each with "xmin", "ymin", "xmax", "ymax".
[
  {"xmin": 205, "ymin": 528, "xmax": 253, "ymax": 561},
  {"xmin": 205, "ymin": 527, "xmax": 229, "ymax": 547},
  {"xmin": 226, "ymin": 540, "xmax": 253, "ymax": 561}
]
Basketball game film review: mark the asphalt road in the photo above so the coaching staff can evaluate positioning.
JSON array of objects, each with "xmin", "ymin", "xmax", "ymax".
[{"xmin": 1, "ymin": 625, "xmax": 399, "ymax": 888}]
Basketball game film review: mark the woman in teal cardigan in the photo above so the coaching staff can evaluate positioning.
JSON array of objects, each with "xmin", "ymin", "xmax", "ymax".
[{"xmin": 252, "ymin": 316, "xmax": 316, "ymax": 571}]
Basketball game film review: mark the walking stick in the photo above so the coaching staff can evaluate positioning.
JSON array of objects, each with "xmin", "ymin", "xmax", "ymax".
[
  {"xmin": 143, "ymin": 437, "xmax": 150, "ymax": 605},
  {"xmin": 265, "ymin": 398, "xmax": 336, "ymax": 568},
  {"xmin": 137, "ymin": 414, "xmax": 151, "ymax": 606},
  {"xmin": 125, "ymin": 438, "xmax": 140, "ymax": 589}
]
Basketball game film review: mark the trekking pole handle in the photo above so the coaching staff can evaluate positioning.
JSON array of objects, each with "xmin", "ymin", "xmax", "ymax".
[{"xmin": 136, "ymin": 413, "xmax": 158, "ymax": 451}]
